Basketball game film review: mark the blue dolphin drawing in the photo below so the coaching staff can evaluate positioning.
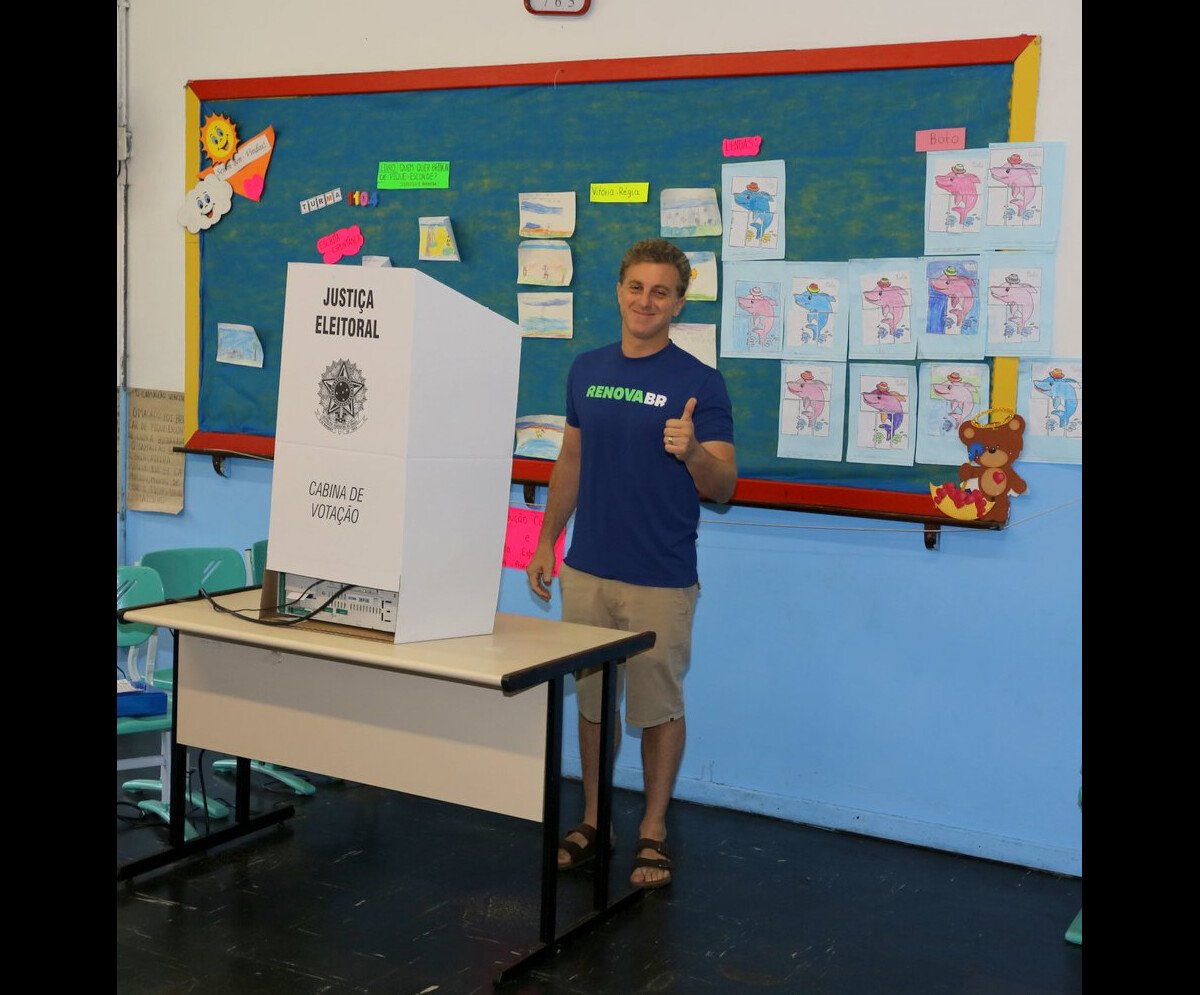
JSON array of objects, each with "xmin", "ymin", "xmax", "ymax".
[
  {"xmin": 793, "ymin": 287, "xmax": 837, "ymax": 341},
  {"xmin": 733, "ymin": 184, "xmax": 775, "ymax": 240},
  {"xmin": 1032, "ymin": 371, "xmax": 1079, "ymax": 428}
]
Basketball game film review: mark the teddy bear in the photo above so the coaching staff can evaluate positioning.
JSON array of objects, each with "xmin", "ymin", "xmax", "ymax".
[{"xmin": 958, "ymin": 413, "xmax": 1027, "ymax": 523}]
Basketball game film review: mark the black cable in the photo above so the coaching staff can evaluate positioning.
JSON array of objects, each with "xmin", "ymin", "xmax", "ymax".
[{"xmin": 198, "ymin": 581, "xmax": 354, "ymax": 626}]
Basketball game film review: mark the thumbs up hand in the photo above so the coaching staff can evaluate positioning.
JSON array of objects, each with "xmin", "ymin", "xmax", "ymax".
[{"xmin": 663, "ymin": 396, "xmax": 698, "ymax": 461}]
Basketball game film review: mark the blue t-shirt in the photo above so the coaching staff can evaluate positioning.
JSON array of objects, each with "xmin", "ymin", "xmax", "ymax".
[{"xmin": 564, "ymin": 341, "xmax": 734, "ymax": 587}]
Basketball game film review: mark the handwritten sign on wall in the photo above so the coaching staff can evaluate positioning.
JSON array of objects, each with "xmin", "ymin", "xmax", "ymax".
[{"xmin": 503, "ymin": 506, "xmax": 567, "ymax": 573}]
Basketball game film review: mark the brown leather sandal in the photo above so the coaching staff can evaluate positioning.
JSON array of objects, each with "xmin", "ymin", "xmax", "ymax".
[
  {"xmin": 558, "ymin": 823, "xmax": 614, "ymax": 870},
  {"xmin": 631, "ymin": 837, "xmax": 672, "ymax": 889}
]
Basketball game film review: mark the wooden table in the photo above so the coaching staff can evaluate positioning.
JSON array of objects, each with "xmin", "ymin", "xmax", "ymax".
[{"xmin": 118, "ymin": 588, "xmax": 655, "ymax": 984}]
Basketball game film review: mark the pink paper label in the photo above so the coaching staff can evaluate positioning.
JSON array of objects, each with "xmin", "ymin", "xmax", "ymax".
[
  {"xmin": 915, "ymin": 128, "xmax": 966, "ymax": 152},
  {"xmin": 722, "ymin": 135, "xmax": 763, "ymax": 157}
]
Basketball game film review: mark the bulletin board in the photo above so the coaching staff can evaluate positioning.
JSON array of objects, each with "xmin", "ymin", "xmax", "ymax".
[{"xmin": 181, "ymin": 36, "xmax": 1041, "ymax": 521}]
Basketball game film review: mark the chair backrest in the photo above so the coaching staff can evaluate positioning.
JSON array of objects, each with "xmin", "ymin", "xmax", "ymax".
[
  {"xmin": 118, "ymin": 565, "xmax": 165, "ymax": 684},
  {"xmin": 249, "ymin": 539, "xmax": 269, "ymax": 586},
  {"xmin": 117, "ymin": 565, "xmax": 165, "ymax": 648},
  {"xmin": 139, "ymin": 546, "xmax": 249, "ymax": 600}
]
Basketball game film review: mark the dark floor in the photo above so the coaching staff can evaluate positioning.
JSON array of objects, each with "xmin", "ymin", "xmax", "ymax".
[{"xmin": 117, "ymin": 742, "xmax": 1082, "ymax": 995}]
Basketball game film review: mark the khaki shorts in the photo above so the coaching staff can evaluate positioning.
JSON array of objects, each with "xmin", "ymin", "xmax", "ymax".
[{"xmin": 559, "ymin": 563, "xmax": 699, "ymax": 729}]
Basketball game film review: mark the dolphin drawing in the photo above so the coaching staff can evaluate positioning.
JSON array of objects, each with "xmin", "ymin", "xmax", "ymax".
[
  {"xmin": 989, "ymin": 277, "xmax": 1037, "ymax": 337},
  {"xmin": 793, "ymin": 285, "xmax": 837, "ymax": 342},
  {"xmin": 862, "ymin": 280, "xmax": 909, "ymax": 338},
  {"xmin": 990, "ymin": 154, "xmax": 1040, "ymax": 217},
  {"xmin": 930, "ymin": 269, "xmax": 978, "ymax": 332},
  {"xmin": 862, "ymin": 382, "xmax": 906, "ymax": 441},
  {"xmin": 932, "ymin": 374, "xmax": 975, "ymax": 428},
  {"xmin": 786, "ymin": 371, "xmax": 826, "ymax": 429},
  {"xmin": 934, "ymin": 165, "xmax": 981, "ymax": 226},
  {"xmin": 1032, "ymin": 369, "xmax": 1079, "ymax": 428},
  {"xmin": 736, "ymin": 287, "xmax": 778, "ymax": 346}
]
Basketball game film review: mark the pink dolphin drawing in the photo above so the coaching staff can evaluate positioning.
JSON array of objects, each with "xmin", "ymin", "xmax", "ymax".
[
  {"xmin": 862, "ymin": 381, "xmax": 906, "ymax": 441},
  {"xmin": 990, "ymin": 154, "xmax": 1040, "ymax": 217},
  {"xmin": 933, "ymin": 374, "xmax": 974, "ymax": 427},
  {"xmin": 862, "ymin": 280, "xmax": 909, "ymax": 338},
  {"xmin": 736, "ymin": 286, "xmax": 778, "ymax": 346},
  {"xmin": 934, "ymin": 165, "xmax": 981, "ymax": 226},
  {"xmin": 930, "ymin": 273, "xmax": 977, "ymax": 331},
  {"xmin": 989, "ymin": 278, "xmax": 1037, "ymax": 337},
  {"xmin": 786, "ymin": 371, "xmax": 826, "ymax": 428}
]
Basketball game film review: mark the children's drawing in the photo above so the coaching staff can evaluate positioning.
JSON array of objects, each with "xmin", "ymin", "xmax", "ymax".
[
  {"xmin": 733, "ymin": 281, "xmax": 782, "ymax": 353},
  {"xmin": 862, "ymin": 278, "xmax": 909, "ymax": 343},
  {"xmin": 517, "ymin": 239, "xmax": 573, "ymax": 286},
  {"xmin": 777, "ymin": 362, "xmax": 846, "ymax": 462},
  {"xmin": 990, "ymin": 271, "xmax": 1038, "ymax": 337},
  {"xmin": 660, "ymin": 188, "xmax": 722, "ymax": 238},
  {"xmin": 518, "ymin": 192, "xmax": 576, "ymax": 238},
  {"xmin": 928, "ymin": 153, "xmax": 986, "ymax": 231},
  {"xmin": 668, "ymin": 323, "xmax": 717, "ymax": 368},
  {"xmin": 846, "ymin": 364, "xmax": 917, "ymax": 466},
  {"xmin": 418, "ymin": 216, "xmax": 460, "ymax": 261},
  {"xmin": 916, "ymin": 258, "xmax": 984, "ymax": 361},
  {"xmin": 789, "ymin": 280, "xmax": 838, "ymax": 347},
  {"xmin": 861, "ymin": 380, "xmax": 908, "ymax": 445},
  {"xmin": 983, "ymin": 252, "xmax": 1055, "ymax": 357},
  {"xmin": 517, "ymin": 292, "xmax": 573, "ymax": 339},
  {"xmin": 932, "ymin": 371, "xmax": 975, "ymax": 431},
  {"xmin": 683, "ymin": 251, "xmax": 718, "ymax": 301},
  {"xmin": 216, "ymin": 322, "xmax": 264, "ymax": 368},
  {"xmin": 780, "ymin": 263, "xmax": 848, "ymax": 360},
  {"xmin": 923, "ymin": 150, "xmax": 988, "ymax": 255},
  {"xmin": 846, "ymin": 259, "xmax": 920, "ymax": 360},
  {"xmin": 926, "ymin": 259, "xmax": 979, "ymax": 336},
  {"xmin": 783, "ymin": 368, "xmax": 830, "ymax": 435},
  {"xmin": 915, "ymin": 362, "xmax": 990, "ymax": 466},
  {"xmin": 1031, "ymin": 365, "xmax": 1082, "ymax": 437},
  {"xmin": 987, "ymin": 149, "xmax": 1041, "ymax": 226},
  {"xmin": 721, "ymin": 160, "xmax": 786, "ymax": 260},
  {"xmin": 733, "ymin": 181, "xmax": 777, "ymax": 244},
  {"xmin": 981, "ymin": 142, "xmax": 1066, "ymax": 252},
  {"xmin": 514, "ymin": 414, "xmax": 566, "ymax": 460},
  {"xmin": 1015, "ymin": 359, "xmax": 1082, "ymax": 464}
]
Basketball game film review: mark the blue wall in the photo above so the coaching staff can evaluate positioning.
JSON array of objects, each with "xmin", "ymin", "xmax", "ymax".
[{"xmin": 124, "ymin": 455, "xmax": 1081, "ymax": 875}]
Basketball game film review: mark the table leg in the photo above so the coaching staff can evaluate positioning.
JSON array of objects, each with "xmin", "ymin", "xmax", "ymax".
[
  {"xmin": 117, "ymin": 631, "xmax": 296, "ymax": 883},
  {"xmin": 592, "ymin": 656, "xmax": 619, "ymax": 910},
  {"xmin": 538, "ymin": 674, "xmax": 564, "ymax": 942}
]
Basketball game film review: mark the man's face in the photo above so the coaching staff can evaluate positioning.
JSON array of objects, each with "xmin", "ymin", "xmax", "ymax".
[{"xmin": 617, "ymin": 261, "xmax": 685, "ymax": 347}]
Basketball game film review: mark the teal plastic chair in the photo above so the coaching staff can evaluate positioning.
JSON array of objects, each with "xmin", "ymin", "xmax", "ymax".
[
  {"xmin": 140, "ymin": 545, "xmax": 250, "ymax": 604},
  {"xmin": 127, "ymin": 548, "xmax": 252, "ymax": 821},
  {"xmin": 249, "ymin": 538, "xmax": 269, "ymax": 586},
  {"xmin": 117, "ymin": 565, "xmax": 200, "ymax": 839}
]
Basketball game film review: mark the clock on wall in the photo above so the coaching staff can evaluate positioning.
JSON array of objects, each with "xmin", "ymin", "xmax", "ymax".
[{"xmin": 525, "ymin": 0, "xmax": 591, "ymax": 14}]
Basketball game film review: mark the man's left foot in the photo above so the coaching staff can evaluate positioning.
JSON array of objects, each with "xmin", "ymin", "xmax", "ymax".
[{"xmin": 631, "ymin": 838, "xmax": 672, "ymax": 889}]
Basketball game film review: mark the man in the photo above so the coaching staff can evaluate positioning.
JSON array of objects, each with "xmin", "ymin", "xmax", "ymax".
[{"xmin": 527, "ymin": 238, "xmax": 737, "ymax": 889}]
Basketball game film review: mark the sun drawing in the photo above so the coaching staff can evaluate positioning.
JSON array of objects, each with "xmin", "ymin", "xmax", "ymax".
[{"xmin": 200, "ymin": 113, "xmax": 238, "ymax": 165}]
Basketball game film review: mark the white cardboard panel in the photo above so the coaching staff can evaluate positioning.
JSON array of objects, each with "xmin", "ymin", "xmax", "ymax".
[
  {"xmin": 396, "ymin": 456, "xmax": 514, "ymax": 643},
  {"xmin": 408, "ymin": 270, "xmax": 524, "ymax": 459},
  {"xmin": 277, "ymin": 263, "xmax": 418, "ymax": 458},
  {"xmin": 267, "ymin": 440, "xmax": 407, "ymax": 592}
]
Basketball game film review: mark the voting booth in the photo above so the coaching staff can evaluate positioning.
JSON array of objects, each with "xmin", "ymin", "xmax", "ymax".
[{"xmin": 263, "ymin": 262, "xmax": 522, "ymax": 643}]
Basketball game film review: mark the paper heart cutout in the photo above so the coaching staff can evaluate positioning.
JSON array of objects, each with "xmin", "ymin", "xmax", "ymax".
[{"xmin": 243, "ymin": 174, "xmax": 265, "ymax": 201}]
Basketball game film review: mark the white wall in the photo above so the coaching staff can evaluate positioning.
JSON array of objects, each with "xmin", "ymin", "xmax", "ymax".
[{"xmin": 124, "ymin": 0, "xmax": 1081, "ymax": 391}]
